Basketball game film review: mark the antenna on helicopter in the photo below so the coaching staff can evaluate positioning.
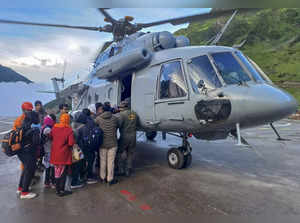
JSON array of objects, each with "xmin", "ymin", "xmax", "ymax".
[{"xmin": 209, "ymin": 10, "xmax": 238, "ymax": 45}]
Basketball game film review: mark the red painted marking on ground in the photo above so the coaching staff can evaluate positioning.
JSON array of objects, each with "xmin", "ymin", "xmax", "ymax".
[
  {"xmin": 140, "ymin": 204, "xmax": 152, "ymax": 211},
  {"xmin": 120, "ymin": 190, "xmax": 132, "ymax": 196},
  {"xmin": 128, "ymin": 195, "xmax": 137, "ymax": 201}
]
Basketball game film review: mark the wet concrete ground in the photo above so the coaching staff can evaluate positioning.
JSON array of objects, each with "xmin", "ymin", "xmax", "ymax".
[{"xmin": 1, "ymin": 117, "xmax": 300, "ymax": 216}]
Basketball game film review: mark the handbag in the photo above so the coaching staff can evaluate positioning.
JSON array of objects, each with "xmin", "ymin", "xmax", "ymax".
[{"xmin": 72, "ymin": 144, "xmax": 84, "ymax": 163}]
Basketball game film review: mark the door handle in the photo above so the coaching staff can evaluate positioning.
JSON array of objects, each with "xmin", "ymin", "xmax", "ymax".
[
  {"xmin": 146, "ymin": 121, "xmax": 160, "ymax": 125},
  {"xmin": 168, "ymin": 101, "xmax": 185, "ymax": 105}
]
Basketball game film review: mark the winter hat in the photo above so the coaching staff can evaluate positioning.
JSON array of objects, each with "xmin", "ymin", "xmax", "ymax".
[
  {"xmin": 21, "ymin": 102, "xmax": 33, "ymax": 111},
  {"xmin": 43, "ymin": 115, "xmax": 55, "ymax": 128},
  {"xmin": 88, "ymin": 104, "xmax": 96, "ymax": 114}
]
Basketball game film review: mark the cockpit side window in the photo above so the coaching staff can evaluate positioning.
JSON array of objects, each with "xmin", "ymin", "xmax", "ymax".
[
  {"xmin": 188, "ymin": 55, "xmax": 222, "ymax": 93},
  {"xmin": 211, "ymin": 52, "xmax": 251, "ymax": 85},
  {"xmin": 159, "ymin": 61, "xmax": 187, "ymax": 99},
  {"xmin": 234, "ymin": 51, "xmax": 264, "ymax": 82}
]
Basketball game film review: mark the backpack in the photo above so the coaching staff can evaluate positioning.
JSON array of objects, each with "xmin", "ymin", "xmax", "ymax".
[
  {"xmin": 82, "ymin": 125, "xmax": 103, "ymax": 151},
  {"xmin": 41, "ymin": 125, "xmax": 51, "ymax": 145},
  {"xmin": 1, "ymin": 128, "xmax": 24, "ymax": 157}
]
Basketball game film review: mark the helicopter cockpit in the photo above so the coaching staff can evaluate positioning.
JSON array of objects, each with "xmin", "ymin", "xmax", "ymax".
[{"xmin": 187, "ymin": 50, "xmax": 268, "ymax": 93}]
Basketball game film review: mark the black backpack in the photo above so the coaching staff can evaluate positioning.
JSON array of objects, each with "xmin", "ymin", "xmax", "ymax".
[
  {"xmin": 1, "ymin": 128, "xmax": 24, "ymax": 157},
  {"xmin": 82, "ymin": 125, "xmax": 103, "ymax": 151}
]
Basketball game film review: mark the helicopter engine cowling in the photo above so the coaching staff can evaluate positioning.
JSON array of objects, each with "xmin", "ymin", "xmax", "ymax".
[{"xmin": 94, "ymin": 48, "xmax": 152, "ymax": 79}]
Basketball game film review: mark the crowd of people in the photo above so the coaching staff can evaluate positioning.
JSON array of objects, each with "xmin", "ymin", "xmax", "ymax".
[{"xmin": 13, "ymin": 98, "xmax": 138, "ymax": 199}]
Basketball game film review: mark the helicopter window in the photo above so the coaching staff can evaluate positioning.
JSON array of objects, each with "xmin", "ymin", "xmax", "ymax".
[
  {"xmin": 234, "ymin": 51, "xmax": 264, "ymax": 82},
  {"xmin": 108, "ymin": 87, "xmax": 113, "ymax": 100},
  {"xmin": 188, "ymin": 55, "xmax": 222, "ymax": 93},
  {"xmin": 159, "ymin": 61, "xmax": 187, "ymax": 99},
  {"xmin": 211, "ymin": 52, "xmax": 251, "ymax": 85},
  {"xmin": 114, "ymin": 47, "xmax": 122, "ymax": 55},
  {"xmin": 109, "ymin": 47, "xmax": 115, "ymax": 57}
]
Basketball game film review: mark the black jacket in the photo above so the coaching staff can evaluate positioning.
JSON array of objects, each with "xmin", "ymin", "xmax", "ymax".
[
  {"xmin": 20, "ymin": 113, "xmax": 40, "ymax": 154},
  {"xmin": 75, "ymin": 113, "xmax": 98, "ymax": 151}
]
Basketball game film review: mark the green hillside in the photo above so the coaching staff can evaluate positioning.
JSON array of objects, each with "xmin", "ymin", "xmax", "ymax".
[{"xmin": 174, "ymin": 8, "xmax": 300, "ymax": 105}]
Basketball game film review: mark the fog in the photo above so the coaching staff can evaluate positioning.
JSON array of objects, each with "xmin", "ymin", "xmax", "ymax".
[{"xmin": 0, "ymin": 82, "xmax": 54, "ymax": 117}]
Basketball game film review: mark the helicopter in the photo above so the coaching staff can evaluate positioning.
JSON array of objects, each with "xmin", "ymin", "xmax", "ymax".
[{"xmin": 0, "ymin": 8, "xmax": 298, "ymax": 169}]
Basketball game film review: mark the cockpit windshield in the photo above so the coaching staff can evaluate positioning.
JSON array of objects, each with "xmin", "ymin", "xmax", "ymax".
[
  {"xmin": 234, "ymin": 51, "xmax": 264, "ymax": 82},
  {"xmin": 211, "ymin": 52, "xmax": 251, "ymax": 85},
  {"xmin": 188, "ymin": 55, "xmax": 222, "ymax": 93}
]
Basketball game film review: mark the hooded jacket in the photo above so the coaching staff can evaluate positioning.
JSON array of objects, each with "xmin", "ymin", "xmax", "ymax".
[
  {"xmin": 50, "ymin": 114, "xmax": 75, "ymax": 165},
  {"xmin": 75, "ymin": 112, "xmax": 98, "ymax": 150},
  {"xmin": 95, "ymin": 111, "xmax": 118, "ymax": 148}
]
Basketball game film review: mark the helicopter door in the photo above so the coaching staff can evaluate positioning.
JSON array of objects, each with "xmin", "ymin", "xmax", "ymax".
[
  {"xmin": 154, "ymin": 60, "xmax": 189, "ymax": 127},
  {"xmin": 131, "ymin": 67, "xmax": 159, "ymax": 128}
]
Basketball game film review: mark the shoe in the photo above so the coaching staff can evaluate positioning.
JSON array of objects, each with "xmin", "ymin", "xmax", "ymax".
[
  {"xmin": 44, "ymin": 184, "xmax": 50, "ymax": 188},
  {"xmin": 70, "ymin": 183, "xmax": 84, "ymax": 189},
  {"xmin": 107, "ymin": 179, "xmax": 118, "ymax": 186},
  {"xmin": 87, "ymin": 178, "xmax": 98, "ymax": 184},
  {"xmin": 50, "ymin": 183, "xmax": 56, "ymax": 189},
  {"xmin": 20, "ymin": 192, "xmax": 37, "ymax": 199},
  {"xmin": 56, "ymin": 190, "xmax": 72, "ymax": 197},
  {"xmin": 16, "ymin": 187, "xmax": 22, "ymax": 195}
]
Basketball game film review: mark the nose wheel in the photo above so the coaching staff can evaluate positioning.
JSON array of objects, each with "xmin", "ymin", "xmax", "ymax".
[{"xmin": 167, "ymin": 133, "xmax": 192, "ymax": 169}]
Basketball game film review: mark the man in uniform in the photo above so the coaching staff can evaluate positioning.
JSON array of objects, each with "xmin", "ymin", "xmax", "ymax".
[{"xmin": 116, "ymin": 98, "xmax": 138, "ymax": 177}]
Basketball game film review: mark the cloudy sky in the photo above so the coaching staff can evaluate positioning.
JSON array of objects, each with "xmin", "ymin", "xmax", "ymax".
[{"xmin": 0, "ymin": 8, "xmax": 210, "ymax": 85}]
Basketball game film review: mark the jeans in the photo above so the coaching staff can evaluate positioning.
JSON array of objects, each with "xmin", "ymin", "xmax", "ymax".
[
  {"xmin": 83, "ymin": 150, "xmax": 96, "ymax": 179},
  {"xmin": 17, "ymin": 151, "xmax": 37, "ymax": 192}
]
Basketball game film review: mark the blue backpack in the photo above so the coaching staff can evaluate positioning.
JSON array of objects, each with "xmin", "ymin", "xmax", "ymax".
[{"xmin": 82, "ymin": 125, "xmax": 103, "ymax": 151}]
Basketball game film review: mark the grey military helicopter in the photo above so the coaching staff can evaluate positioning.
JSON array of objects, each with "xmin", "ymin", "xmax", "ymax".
[{"xmin": 1, "ymin": 9, "xmax": 298, "ymax": 169}]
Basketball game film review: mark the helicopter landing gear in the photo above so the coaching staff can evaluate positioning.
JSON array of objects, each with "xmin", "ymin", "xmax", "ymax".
[{"xmin": 167, "ymin": 133, "xmax": 192, "ymax": 169}]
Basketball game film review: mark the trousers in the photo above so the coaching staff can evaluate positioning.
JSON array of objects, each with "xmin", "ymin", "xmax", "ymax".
[
  {"xmin": 17, "ymin": 151, "xmax": 37, "ymax": 192},
  {"xmin": 100, "ymin": 147, "xmax": 117, "ymax": 182}
]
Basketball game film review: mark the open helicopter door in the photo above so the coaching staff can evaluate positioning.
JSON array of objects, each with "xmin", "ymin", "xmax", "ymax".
[
  {"xmin": 131, "ymin": 66, "xmax": 159, "ymax": 129},
  {"xmin": 154, "ymin": 60, "xmax": 190, "ymax": 130}
]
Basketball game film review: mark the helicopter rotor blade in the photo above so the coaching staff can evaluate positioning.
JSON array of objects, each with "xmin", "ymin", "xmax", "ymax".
[
  {"xmin": 0, "ymin": 19, "xmax": 104, "ymax": 31},
  {"xmin": 136, "ymin": 8, "xmax": 258, "ymax": 29},
  {"xmin": 98, "ymin": 8, "xmax": 117, "ymax": 24}
]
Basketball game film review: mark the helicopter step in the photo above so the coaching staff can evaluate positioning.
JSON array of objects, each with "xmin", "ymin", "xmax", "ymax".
[{"xmin": 166, "ymin": 132, "xmax": 193, "ymax": 169}]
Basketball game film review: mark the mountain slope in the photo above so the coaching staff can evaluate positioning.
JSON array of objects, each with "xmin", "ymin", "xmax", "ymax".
[
  {"xmin": 0, "ymin": 64, "xmax": 32, "ymax": 83},
  {"xmin": 174, "ymin": 8, "xmax": 300, "ymax": 105}
]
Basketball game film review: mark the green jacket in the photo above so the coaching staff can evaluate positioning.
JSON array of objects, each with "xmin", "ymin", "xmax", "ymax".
[{"xmin": 117, "ymin": 109, "xmax": 138, "ymax": 138}]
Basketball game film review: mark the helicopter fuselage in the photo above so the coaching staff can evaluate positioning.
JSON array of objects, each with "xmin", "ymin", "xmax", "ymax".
[{"xmin": 75, "ymin": 45, "xmax": 298, "ymax": 141}]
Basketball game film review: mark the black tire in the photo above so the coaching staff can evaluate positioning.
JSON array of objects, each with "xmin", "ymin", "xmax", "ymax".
[
  {"xmin": 167, "ymin": 148, "xmax": 185, "ymax": 169},
  {"xmin": 183, "ymin": 154, "xmax": 192, "ymax": 168},
  {"xmin": 146, "ymin": 131, "xmax": 157, "ymax": 141}
]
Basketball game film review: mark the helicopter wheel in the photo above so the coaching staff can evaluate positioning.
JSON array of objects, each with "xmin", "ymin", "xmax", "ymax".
[
  {"xmin": 146, "ymin": 131, "xmax": 157, "ymax": 141},
  {"xmin": 167, "ymin": 148, "xmax": 185, "ymax": 169}
]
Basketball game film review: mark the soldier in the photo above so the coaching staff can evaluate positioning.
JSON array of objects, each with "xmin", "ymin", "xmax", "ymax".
[{"xmin": 116, "ymin": 98, "xmax": 138, "ymax": 177}]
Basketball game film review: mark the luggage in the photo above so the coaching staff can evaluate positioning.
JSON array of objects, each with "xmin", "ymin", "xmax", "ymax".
[{"xmin": 1, "ymin": 128, "xmax": 24, "ymax": 157}]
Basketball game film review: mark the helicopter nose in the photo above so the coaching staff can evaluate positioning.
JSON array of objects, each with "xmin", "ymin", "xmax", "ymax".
[{"xmin": 227, "ymin": 84, "xmax": 298, "ymax": 127}]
